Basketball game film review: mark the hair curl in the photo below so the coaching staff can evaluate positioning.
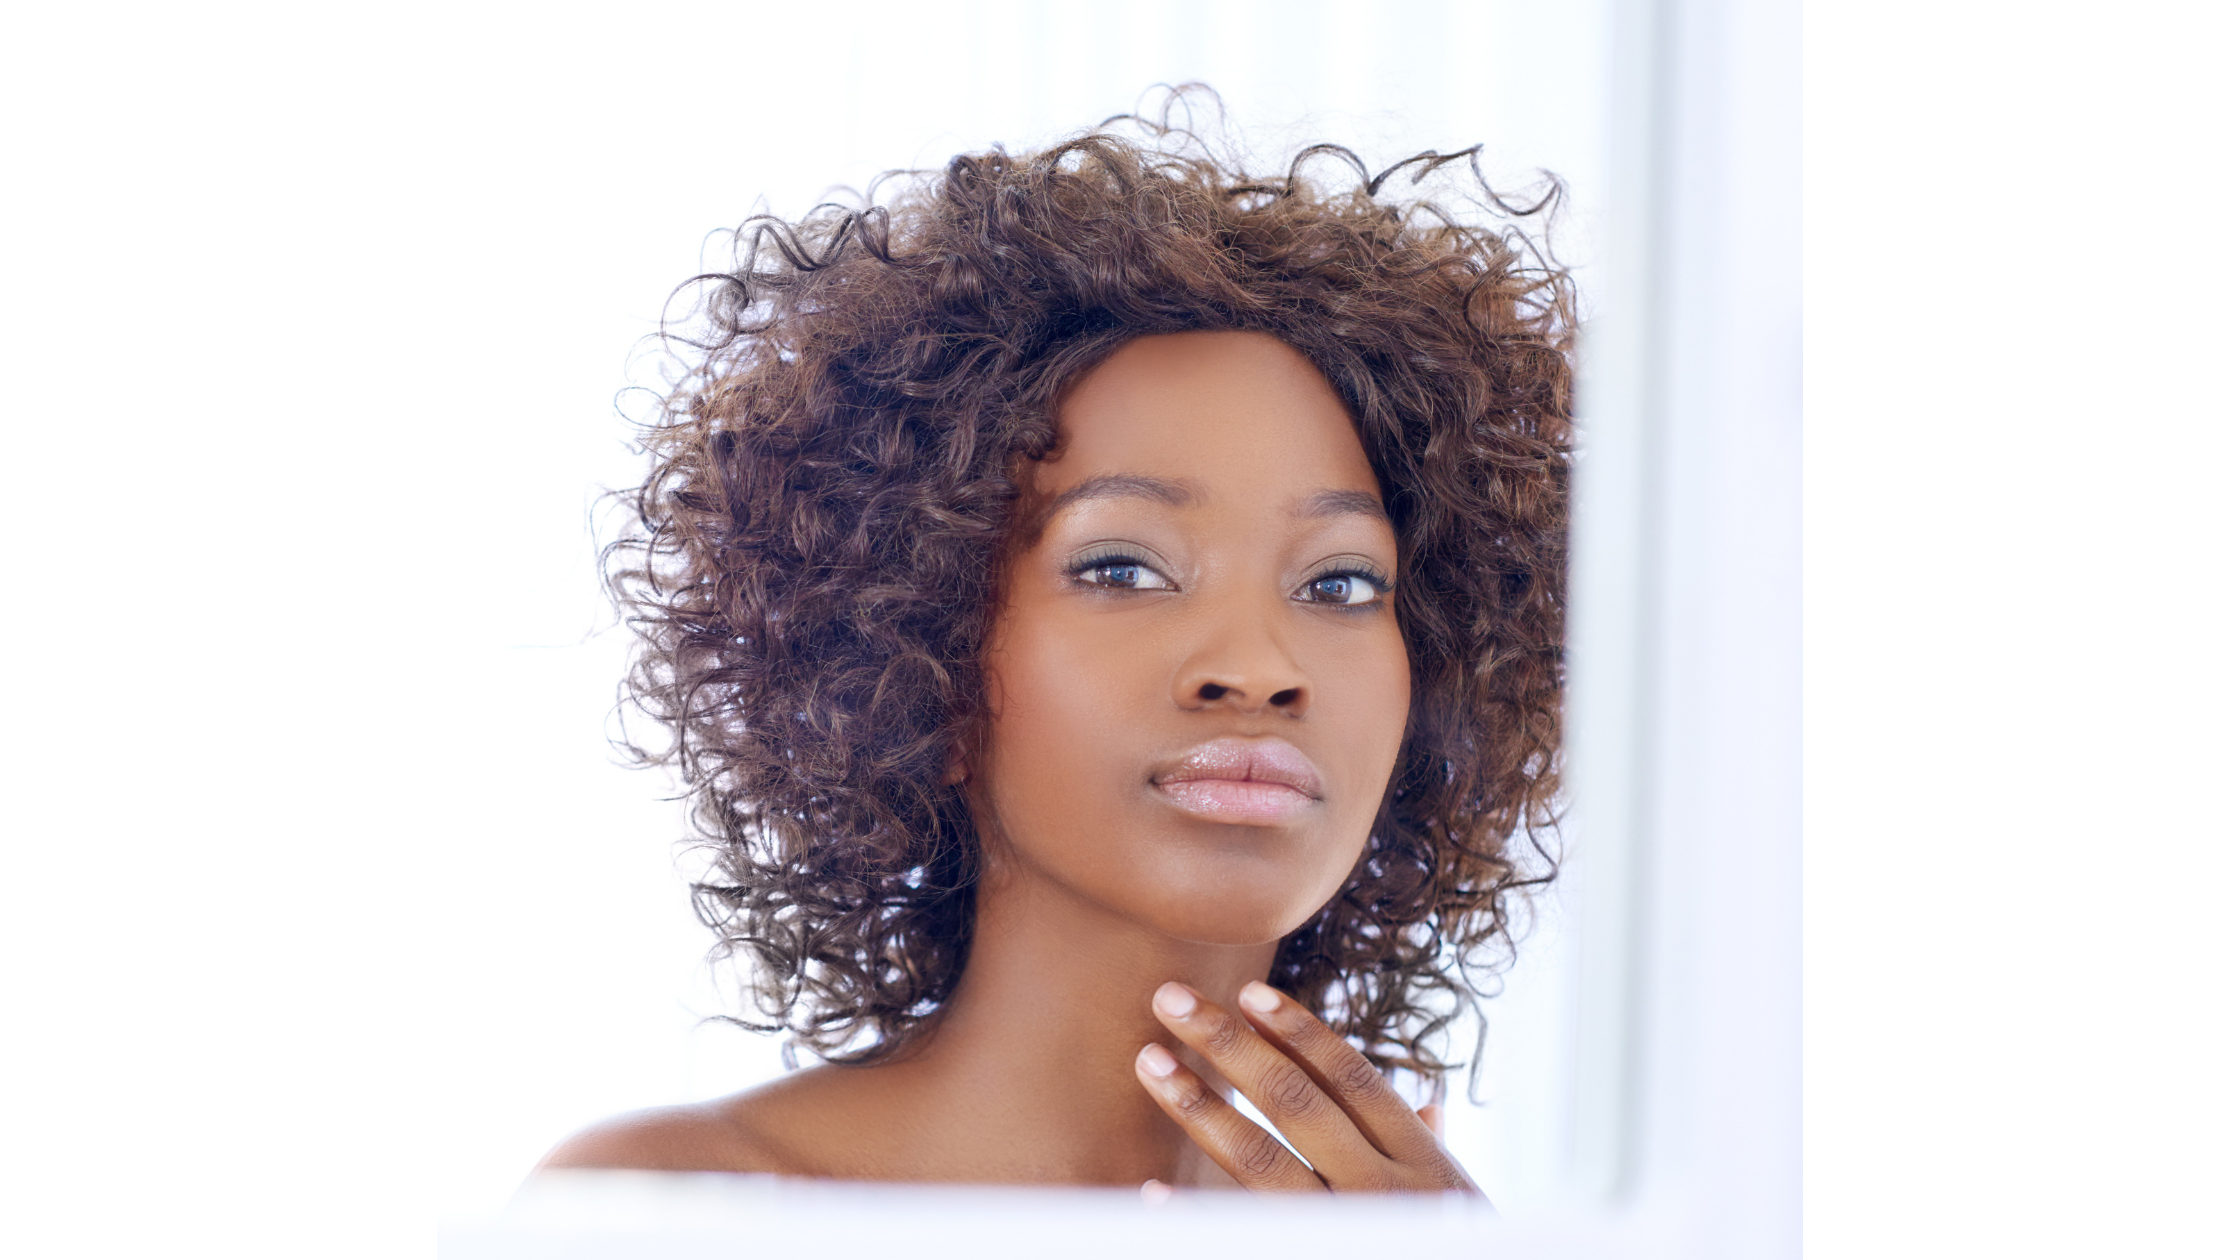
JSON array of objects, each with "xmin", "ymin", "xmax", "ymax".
[{"xmin": 607, "ymin": 100, "xmax": 1571, "ymax": 1077}]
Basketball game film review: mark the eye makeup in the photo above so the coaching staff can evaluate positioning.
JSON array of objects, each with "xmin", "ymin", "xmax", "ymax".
[
  {"xmin": 1064, "ymin": 545, "xmax": 1394, "ymax": 608},
  {"xmin": 1066, "ymin": 545, "xmax": 1177, "ymax": 592},
  {"xmin": 1296, "ymin": 567, "xmax": 1389, "ymax": 606}
]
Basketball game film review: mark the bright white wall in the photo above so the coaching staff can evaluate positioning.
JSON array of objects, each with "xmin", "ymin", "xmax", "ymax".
[{"xmin": 1810, "ymin": 3, "xmax": 2240, "ymax": 1257}]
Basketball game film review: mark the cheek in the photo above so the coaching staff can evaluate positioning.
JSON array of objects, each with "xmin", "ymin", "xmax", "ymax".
[
  {"xmin": 979, "ymin": 611, "xmax": 1147, "ymax": 817},
  {"xmin": 1314, "ymin": 624, "xmax": 1413, "ymax": 797}
]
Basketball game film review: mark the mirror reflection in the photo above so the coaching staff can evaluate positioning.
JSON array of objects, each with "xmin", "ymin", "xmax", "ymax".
[{"xmin": 438, "ymin": 1, "xmax": 1619, "ymax": 1225}]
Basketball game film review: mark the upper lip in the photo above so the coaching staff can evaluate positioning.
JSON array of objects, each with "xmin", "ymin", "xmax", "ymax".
[{"xmin": 1150, "ymin": 737, "xmax": 1325, "ymax": 799}]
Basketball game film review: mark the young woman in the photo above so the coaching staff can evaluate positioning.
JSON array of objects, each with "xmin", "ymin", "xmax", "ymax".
[{"xmin": 542, "ymin": 109, "xmax": 1571, "ymax": 1193}]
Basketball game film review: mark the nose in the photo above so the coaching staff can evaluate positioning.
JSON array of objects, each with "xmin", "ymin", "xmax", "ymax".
[{"xmin": 1172, "ymin": 608, "xmax": 1311, "ymax": 718}]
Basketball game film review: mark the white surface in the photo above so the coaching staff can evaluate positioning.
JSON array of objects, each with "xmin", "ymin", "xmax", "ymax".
[
  {"xmin": 1809, "ymin": 3, "xmax": 2240, "ymax": 1256},
  {"xmin": 456, "ymin": 1174, "xmax": 1641, "ymax": 1259}
]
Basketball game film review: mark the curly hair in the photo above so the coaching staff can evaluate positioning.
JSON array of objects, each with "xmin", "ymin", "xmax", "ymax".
[{"xmin": 607, "ymin": 104, "xmax": 1572, "ymax": 1077}]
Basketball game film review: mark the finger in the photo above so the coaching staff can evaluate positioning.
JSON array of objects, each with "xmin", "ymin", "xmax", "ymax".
[
  {"xmin": 1148, "ymin": 982, "xmax": 1393, "ymax": 1186},
  {"xmin": 1133, "ymin": 1042, "xmax": 1325, "ymax": 1192},
  {"xmin": 1417, "ymin": 1103, "xmax": 1442, "ymax": 1139},
  {"xmin": 1234, "ymin": 980, "xmax": 1445, "ymax": 1166}
]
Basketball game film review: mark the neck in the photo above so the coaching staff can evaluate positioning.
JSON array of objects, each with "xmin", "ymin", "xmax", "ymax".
[{"xmin": 872, "ymin": 862, "xmax": 1278, "ymax": 1187}]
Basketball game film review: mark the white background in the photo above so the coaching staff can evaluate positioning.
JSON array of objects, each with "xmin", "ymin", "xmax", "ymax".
[
  {"xmin": 1811, "ymin": 4, "xmax": 2238, "ymax": 1255},
  {"xmin": 2, "ymin": 1, "xmax": 2234, "ymax": 1258}
]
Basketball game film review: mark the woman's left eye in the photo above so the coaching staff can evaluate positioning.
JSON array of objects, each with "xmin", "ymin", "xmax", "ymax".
[{"xmin": 1298, "ymin": 573, "xmax": 1384, "ymax": 606}]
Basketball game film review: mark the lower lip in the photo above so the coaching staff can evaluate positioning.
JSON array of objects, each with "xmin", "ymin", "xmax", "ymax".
[{"xmin": 1155, "ymin": 779, "xmax": 1317, "ymax": 824}]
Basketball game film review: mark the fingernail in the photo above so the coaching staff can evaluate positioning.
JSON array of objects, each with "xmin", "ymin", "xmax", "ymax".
[
  {"xmin": 1138, "ymin": 1043, "xmax": 1179, "ymax": 1077},
  {"xmin": 1239, "ymin": 981, "xmax": 1281, "ymax": 1014},
  {"xmin": 1141, "ymin": 1178, "xmax": 1173, "ymax": 1206},
  {"xmin": 1153, "ymin": 982, "xmax": 1196, "ymax": 1019}
]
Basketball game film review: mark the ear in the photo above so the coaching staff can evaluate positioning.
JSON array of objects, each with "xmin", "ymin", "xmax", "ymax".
[{"xmin": 941, "ymin": 744, "xmax": 969, "ymax": 786}]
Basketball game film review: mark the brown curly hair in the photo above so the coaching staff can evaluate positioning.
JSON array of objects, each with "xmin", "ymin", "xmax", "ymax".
[{"xmin": 607, "ymin": 104, "xmax": 1571, "ymax": 1077}]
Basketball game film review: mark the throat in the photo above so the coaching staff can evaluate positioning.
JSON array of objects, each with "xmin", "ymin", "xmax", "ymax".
[{"xmin": 822, "ymin": 874, "xmax": 1276, "ymax": 1186}]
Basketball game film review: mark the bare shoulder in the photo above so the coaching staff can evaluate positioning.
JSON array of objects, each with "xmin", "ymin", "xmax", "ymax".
[
  {"xmin": 534, "ymin": 1097, "xmax": 783, "ymax": 1174},
  {"xmin": 533, "ymin": 1067, "xmax": 885, "ymax": 1177}
]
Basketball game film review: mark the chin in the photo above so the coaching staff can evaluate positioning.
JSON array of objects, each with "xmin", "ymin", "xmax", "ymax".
[
  {"xmin": 1127, "ymin": 867, "xmax": 1339, "ymax": 948},
  {"xmin": 1145, "ymin": 906, "xmax": 1314, "ymax": 948}
]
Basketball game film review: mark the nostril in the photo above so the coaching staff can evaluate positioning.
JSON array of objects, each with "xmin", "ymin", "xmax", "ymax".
[
  {"xmin": 1269, "ymin": 687, "xmax": 1301, "ymax": 708},
  {"xmin": 1197, "ymin": 682, "xmax": 1227, "ymax": 701}
]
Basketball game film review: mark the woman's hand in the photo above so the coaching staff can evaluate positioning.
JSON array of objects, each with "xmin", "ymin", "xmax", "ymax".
[{"xmin": 1133, "ymin": 979, "xmax": 1482, "ymax": 1195}]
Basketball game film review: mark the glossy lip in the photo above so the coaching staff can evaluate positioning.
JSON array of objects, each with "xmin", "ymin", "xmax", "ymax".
[{"xmin": 1149, "ymin": 736, "xmax": 1325, "ymax": 825}]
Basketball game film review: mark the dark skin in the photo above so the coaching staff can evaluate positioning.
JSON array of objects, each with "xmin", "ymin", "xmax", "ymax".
[{"xmin": 541, "ymin": 332, "xmax": 1480, "ymax": 1194}]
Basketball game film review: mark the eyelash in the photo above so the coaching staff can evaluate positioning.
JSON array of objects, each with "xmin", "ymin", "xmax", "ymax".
[
  {"xmin": 1070, "ymin": 549, "xmax": 1173, "ymax": 592},
  {"xmin": 1067, "ymin": 551, "xmax": 1392, "ymax": 607},
  {"xmin": 1299, "ymin": 564, "xmax": 1393, "ymax": 608}
]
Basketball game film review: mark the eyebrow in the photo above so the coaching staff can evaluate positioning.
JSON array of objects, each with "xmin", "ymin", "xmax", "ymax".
[
  {"xmin": 1297, "ymin": 488, "xmax": 1388, "ymax": 521},
  {"xmin": 1021, "ymin": 473, "xmax": 1199, "ymax": 541},
  {"xmin": 1021, "ymin": 476, "xmax": 1388, "ymax": 541},
  {"xmin": 1047, "ymin": 473, "xmax": 1199, "ymax": 515}
]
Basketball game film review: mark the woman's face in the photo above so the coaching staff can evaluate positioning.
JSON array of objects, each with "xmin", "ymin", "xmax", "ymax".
[{"xmin": 976, "ymin": 331, "xmax": 1412, "ymax": 946}]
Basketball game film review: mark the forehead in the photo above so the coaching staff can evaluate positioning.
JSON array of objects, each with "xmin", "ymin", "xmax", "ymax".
[{"xmin": 1030, "ymin": 331, "xmax": 1381, "ymax": 506}]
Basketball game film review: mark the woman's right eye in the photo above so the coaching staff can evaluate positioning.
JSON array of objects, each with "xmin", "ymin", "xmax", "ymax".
[{"xmin": 1073, "ymin": 558, "xmax": 1175, "ymax": 591}]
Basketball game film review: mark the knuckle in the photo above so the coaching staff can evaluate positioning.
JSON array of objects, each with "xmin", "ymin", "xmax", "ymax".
[
  {"xmin": 1170, "ymin": 1079, "xmax": 1222, "ymax": 1120},
  {"xmin": 1232, "ymin": 1129, "xmax": 1290, "ymax": 1180},
  {"xmin": 1257, "ymin": 1065, "xmax": 1322, "ymax": 1122},
  {"xmin": 1200, "ymin": 1012, "xmax": 1250, "ymax": 1058},
  {"xmin": 1332, "ymin": 1055, "xmax": 1388, "ymax": 1103}
]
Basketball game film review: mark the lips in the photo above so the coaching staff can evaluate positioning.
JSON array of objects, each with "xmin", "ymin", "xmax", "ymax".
[{"xmin": 1150, "ymin": 737, "xmax": 1325, "ymax": 825}]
